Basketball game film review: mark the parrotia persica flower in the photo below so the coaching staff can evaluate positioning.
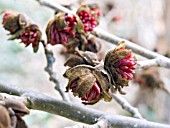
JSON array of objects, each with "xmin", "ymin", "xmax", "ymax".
[
  {"xmin": 64, "ymin": 65, "xmax": 112, "ymax": 104},
  {"xmin": 2, "ymin": 11, "xmax": 42, "ymax": 52},
  {"xmin": 104, "ymin": 41, "xmax": 137, "ymax": 94},
  {"xmin": 19, "ymin": 24, "xmax": 42, "ymax": 52},
  {"xmin": 2, "ymin": 11, "xmax": 28, "ymax": 34},
  {"xmin": 46, "ymin": 13, "xmax": 84, "ymax": 46},
  {"xmin": 77, "ymin": 4, "xmax": 99, "ymax": 32}
]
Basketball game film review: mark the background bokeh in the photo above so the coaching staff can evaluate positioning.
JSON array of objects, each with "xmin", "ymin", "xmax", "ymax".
[{"xmin": 0, "ymin": 0, "xmax": 170, "ymax": 127}]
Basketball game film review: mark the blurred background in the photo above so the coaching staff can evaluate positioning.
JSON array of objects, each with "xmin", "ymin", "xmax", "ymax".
[{"xmin": 0, "ymin": 0, "xmax": 170, "ymax": 127}]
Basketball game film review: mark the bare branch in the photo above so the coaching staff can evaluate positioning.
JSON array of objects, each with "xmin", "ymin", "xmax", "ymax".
[
  {"xmin": 94, "ymin": 28, "xmax": 170, "ymax": 68},
  {"xmin": 35, "ymin": 0, "xmax": 73, "ymax": 14},
  {"xmin": 35, "ymin": 0, "xmax": 170, "ymax": 69},
  {"xmin": 65, "ymin": 119, "xmax": 108, "ymax": 128},
  {"xmin": 0, "ymin": 81, "xmax": 169, "ymax": 128},
  {"xmin": 137, "ymin": 58, "xmax": 160, "ymax": 69},
  {"xmin": 112, "ymin": 94, "xmax": 143, "ymax": 119},
  {"xmin": 42, "ymin": 41, "xmax": 70, "ymax": 102}
]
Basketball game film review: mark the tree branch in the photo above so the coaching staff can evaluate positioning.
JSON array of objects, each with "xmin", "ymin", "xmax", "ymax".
[
  {"xmin": 65, "ymin": 119, "xmax": 108, "ymax": 128},
  {"xmin": 35, "ymin": 0, "xmax": 170, "ymax": 69},
  {"xmin": 42, "ymin": 41, "xmax": 70, "ymax": 102},
  {"xmin": 0, "ymin": 81, "xmax": 169, "ymax": 128},
  {"xmin": 112, "ymin": 94, "xmax": 143, "ymax": 119},
  {"xmin": 94, "ymin": 28, "xmax": 170, "ymax": 68},
  {"xmin": 137, "ymin": 58, "xmax": 166, "ymax": 69}
]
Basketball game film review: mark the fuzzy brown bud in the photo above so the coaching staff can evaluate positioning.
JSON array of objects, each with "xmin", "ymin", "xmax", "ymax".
[{"xmin": 2, "ymin": 11, "xmax": 27, "ymax": 34}]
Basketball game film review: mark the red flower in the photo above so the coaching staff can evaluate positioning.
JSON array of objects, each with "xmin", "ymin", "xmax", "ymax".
[
  {"xmin": 46, "ymin": 13, "xmax": 78, "ymax": 46},
  {"xmin": 19, "ymin": 24, "xmax": 41, "ymax": 52},
  {"xmin": 114, "ymin": 54, "xmax": 136, "ymax": 80},
  {"xmin": 104, "ymin": 41, "xmax": 137, "ymax": 94},
  {"xmin": 77, "ymin": 10, "xmax": 98, "ymax": 32},
  {"xmin": 81, "ymin": 83, "xmax": 101, "ymax": 102}
]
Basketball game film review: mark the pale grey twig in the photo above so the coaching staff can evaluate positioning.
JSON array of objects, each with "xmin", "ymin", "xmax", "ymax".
[
  {"xmin": 112, "ymin": 94, "xmax": 143, "ymax": 119},
  {"xmin": 42, "ymin": 41, "xmax": 70, "ymax": 102}
]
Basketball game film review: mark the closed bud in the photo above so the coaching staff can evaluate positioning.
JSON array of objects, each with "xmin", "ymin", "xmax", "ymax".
[
  {"xmin": 104, "ymin": 41, "xmax": 137, "ymax": 94},
  {"xmin": 2, "ymin": 11, "xmax": 27, "ymax": 34}
]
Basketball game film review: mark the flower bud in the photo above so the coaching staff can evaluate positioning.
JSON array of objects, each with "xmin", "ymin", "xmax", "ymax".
[
  {"xmin": 104, "ymin": 41, "xmax": 137, "ymax": 94},
  {"xmin": 19, "ymin": 24, "xmax": 42, "ymax": 52},
  {"xmin": 64, "ymin": 65, "xmax": 112, "ymax": 104},
  {"xmin": 77, "ymin": 4, "xmax": 98, "ymax": 32},
  {"xmin": 2, "ymin": 11, "xmax": 27, "ymax": 34}
]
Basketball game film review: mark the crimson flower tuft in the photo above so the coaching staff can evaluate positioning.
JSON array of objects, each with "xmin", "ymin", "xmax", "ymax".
[
  {"xmin": 77, "ymin": 10, "xmax": 97, "ymax": 32},
  {"xmin": 104, "ymin": 41, "xmax": 137, "ymax": 94},
  {"xmin": 19, "ymin": 24, "xmax": 42, "ymax": 52},
  {"xmin": 114, "ymin": 53, "xmax": 136, "ymax": 80},
  {"xmin": 46, "ymin": 13, "xmax": 83, "ymax": 46},
  {"xmin": 81, "ymin": 83, "xmax": 101, "ymax": 102},
  {"xmin": 77, "ymin": 5, "xmax": 98, "ymax": 32}
]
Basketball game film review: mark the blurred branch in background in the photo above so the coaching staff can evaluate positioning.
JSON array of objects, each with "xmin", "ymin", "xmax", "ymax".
[{"xmin": 0, "ymin": 81, "xmax": 169, "ymax": 128}]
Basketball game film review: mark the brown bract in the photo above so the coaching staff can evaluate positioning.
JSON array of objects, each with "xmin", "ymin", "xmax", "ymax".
[
  {"xmin": 0, "ymin": 96, "xmax": 29, "ymax": 128},
  {"xmin": 2, "ymin": 11, "xmax": 28, "ymax": 34}
]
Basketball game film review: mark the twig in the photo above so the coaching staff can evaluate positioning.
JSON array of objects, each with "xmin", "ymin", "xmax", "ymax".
[
  {"xmin": 65, "ymin": 119, "xmax": 108, "ymax": 128},
  {"xmin": 35, "ymin": 0, "xmax": 170, "ymax": 69},
  {"xmin": 42, "ymin": 41, "xmax": 70, "ymax": 102},
  {"xmin": 0, "ymin": 81, "xmax": 169, "ymax": 128},
  {"xmin": 35, "ymin": 0, "xmax": 73, "ymax": 14},
  {"xmin": 94, "ymin": 28, "xmax": 170, "ymax": 68},
  {"xmin": 137, "ymin": 58, "xmax": 161, "ymax": 69},
  {"xmin": 112, "ymin": 94, "xmax": 143, "ymax": 119}
]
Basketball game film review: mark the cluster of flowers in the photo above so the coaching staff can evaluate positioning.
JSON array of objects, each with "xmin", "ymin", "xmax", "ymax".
[
  {"xmin": 64, "ymin": 42, "xmax": 136, "ymax": 104},
  {"xmin": 2, "ymin": 11, "xmax": 42, "ymax": 52},
  {"xmin": 2, "ymin": 4, "xmax": 100, "ymax": 53},
  {"xmin": 2, "ymin": 7, "xmax": 137, "ymax": 105},
  {"xmin": 46, "ymin": 4, "xmax": 101, "ymax": 53}
]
